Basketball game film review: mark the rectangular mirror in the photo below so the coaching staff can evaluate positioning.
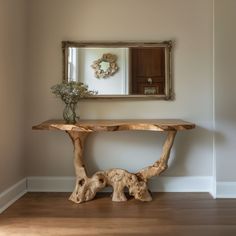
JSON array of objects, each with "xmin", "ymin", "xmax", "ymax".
[{"xmin": 62, "ymin": 41, "xmax": 173, "ymax": 100}]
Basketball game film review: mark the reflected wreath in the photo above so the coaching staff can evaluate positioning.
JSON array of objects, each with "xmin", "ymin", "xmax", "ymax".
[{"xmin": 91, "ymin": 53, "xmax": 119, "ymax": 79}]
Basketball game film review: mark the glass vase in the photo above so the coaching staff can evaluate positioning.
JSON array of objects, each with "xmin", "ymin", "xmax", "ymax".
[{"xmin": 63, "ymin": 103, "xmax": 77, "ymax": 124}]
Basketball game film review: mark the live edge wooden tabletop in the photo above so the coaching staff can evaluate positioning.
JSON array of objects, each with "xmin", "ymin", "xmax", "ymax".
[{"xmin": 32, "ymin": 119, "xmax": 195, "ymax": 132}]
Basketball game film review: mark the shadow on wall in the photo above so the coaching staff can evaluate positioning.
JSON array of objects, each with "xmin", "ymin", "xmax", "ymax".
[
  {"xmin": 149, "ymin": 126, "xmax": 221, "ymax": 192},
  {"xmin": 82, "ymin": 126, "xmax": 217, "ymax": 179},
  {"xmin": 84, "ymin": 131, "xmax": 165, "ymax": 176},
  {"xmin": 29, "ymin": 125, "xmax": 220, "ymax": 181},
  {"xmin": 166, "ymin": 126, "xmax": 218, "ymax": 176}
]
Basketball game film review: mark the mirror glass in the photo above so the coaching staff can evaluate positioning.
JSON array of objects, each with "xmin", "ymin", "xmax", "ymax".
[{"xmin": 62, "ymin": 41, "xmax": 173, "ymax": 99}]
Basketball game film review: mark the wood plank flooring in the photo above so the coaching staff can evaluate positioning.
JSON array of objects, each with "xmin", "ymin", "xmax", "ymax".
[{"xmin": 0, "ymin": 192, "xmax": 236, "ymax": 236}]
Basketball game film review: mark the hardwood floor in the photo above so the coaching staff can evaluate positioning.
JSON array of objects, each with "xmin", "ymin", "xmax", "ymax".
[{"xmin": 0, "ymin": 192, "xmax": 236, "ymax": 236}]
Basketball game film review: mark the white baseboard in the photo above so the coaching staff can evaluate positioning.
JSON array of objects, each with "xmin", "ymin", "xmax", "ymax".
[
  {"xmin": 216, "ymin": 181, "xmax": 236, "ymax": 198},
  {"xmin": 149, "ymin": 176, "xmax": 213, "ymax": 192},
  {"xmin": 2, "ymin": 177, "xmax": 236, "ymax": 213},
  {"xmin": 0, "ymin": 178, "xmax": 27, "ymax": 214},
  {"xmin": 27, "ymin": 176, "xmax": 75, "ymax": 192},
  {"xmin": 27, "ymin": 176, "xmax": 213, "ymax": 193}
]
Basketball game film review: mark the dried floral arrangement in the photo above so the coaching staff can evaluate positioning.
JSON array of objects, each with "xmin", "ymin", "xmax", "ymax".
[{"xmin": 51, "ymin": 81, "xmax": 97, "ymax": 123}]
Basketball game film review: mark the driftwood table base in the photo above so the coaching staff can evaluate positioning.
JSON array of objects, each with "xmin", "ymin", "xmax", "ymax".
[{"xmin": 33, "ymin": 119, "xmax": 195, "ymax": 203}]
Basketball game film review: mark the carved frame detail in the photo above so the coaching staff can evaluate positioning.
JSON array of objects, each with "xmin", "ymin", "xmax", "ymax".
[{"xmin": 62, "ymin": 41, "xmax": 174, "ymax": 100}]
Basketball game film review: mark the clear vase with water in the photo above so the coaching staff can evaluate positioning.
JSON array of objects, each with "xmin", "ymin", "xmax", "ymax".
[{"xmin": 63, "ymin": 103, "xmax": 77, "ymax": 124}]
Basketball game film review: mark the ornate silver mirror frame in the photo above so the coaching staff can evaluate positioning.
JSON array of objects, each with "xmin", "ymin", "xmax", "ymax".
[{"xmin": 62, "ymin": 41, "xmax": 173, "ymax": 100}]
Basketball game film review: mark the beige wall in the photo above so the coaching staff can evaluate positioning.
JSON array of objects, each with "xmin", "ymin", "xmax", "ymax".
[
  {"xmin": 214, "ymin": 0, "xmax": 236, "ymax": 182},
  {"xmin": 2, "ymin": 0, "xmax": 236, "ymax": 195},
  {"xmin": 0, "ymin": 0, "xmax": 27, "ymax": 192},
  {"xmin": 26, "ymin": 0, "xmax": 213, "ymax": 179}
]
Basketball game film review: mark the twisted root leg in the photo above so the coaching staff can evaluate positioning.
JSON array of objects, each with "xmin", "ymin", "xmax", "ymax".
[{"xmin": 67, "ymin": 131, "xmax": 176, "ymax": 203}]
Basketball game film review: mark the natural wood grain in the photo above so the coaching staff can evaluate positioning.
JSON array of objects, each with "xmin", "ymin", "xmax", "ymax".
[
  {"xmin": 137, "ymin": 130, "xmax": 176, "ymax": 181},
  {"xmin": 32, "ymin": 119, "xmax": 195, "ymax": 204},
  {"xmin": 64, "ymin": 130, "xmax": 176, "ymax": 203},
  {"xmin": 66, "ymin": 131, "xmax": 153, "ymax": 203},
  {"xmin": 33, "ymin": 119, "xmax": 195, "ymax": 132},
  {"xmin": 1, "ymin": 193, "xmax": 236, "ymax": 236}
]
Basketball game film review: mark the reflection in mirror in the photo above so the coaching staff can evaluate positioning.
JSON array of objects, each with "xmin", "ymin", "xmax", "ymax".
[
  {"xmin": 91, "ymin": 53, "xmax": 119, "ymax": 79},
  {"xmin": 63, "ymin": 41, "xmax": 173, "ymax": 99}
]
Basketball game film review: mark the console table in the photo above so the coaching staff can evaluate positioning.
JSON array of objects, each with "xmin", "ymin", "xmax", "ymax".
[{"xmin": 33, "ymin": 119, "xmax": 195, "ymax": 204}]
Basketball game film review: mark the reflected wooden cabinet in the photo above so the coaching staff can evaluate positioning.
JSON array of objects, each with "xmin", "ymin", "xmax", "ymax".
[{"xmin": 131, "ymin": 47, "xmax": 165, "ymax": 95}]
